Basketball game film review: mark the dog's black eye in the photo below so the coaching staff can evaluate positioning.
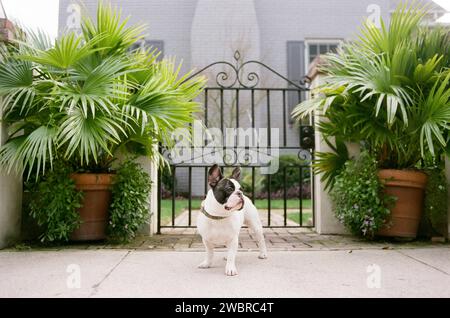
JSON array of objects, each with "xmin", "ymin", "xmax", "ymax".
[{"xmin": 226, "ymin": 187, "xmax": 233, "ymax": 193}]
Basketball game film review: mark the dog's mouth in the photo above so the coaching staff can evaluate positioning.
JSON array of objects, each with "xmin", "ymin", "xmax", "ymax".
[{"xmin": 225, "ymin": 199, "xmax": 244, "ymax": 211}]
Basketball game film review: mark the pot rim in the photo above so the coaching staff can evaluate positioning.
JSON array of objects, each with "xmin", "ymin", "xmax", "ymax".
[
  {"xmin": 70, "ymin": 173, "xmax": 115, "ymax": 186},
  {"xmin": 70, "ymin": 172, "xmax": 116, "ymax": 176},
  {"xmin": 378, "ymin": 168, "xmax": 427, "ymax": 189}
]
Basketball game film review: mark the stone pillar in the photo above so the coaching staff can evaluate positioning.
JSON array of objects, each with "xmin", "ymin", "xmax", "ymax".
[
  {"xmin": 308, "ymin": 57, "xmax": 347, "ymax": 235},
  {"xmin": 0, "ymin": 18, "xmax": 22, "ymax": 249},
  {"xmin": 134, "ymin": 155, "xmax": 158, "ymax": 236},
  {"xmin": 113, "ymin": 149, "xmax": 159, "ymax": 236}
]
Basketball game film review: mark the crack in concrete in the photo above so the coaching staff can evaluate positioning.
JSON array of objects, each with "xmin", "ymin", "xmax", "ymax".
[
  {"xmin": 396, "ymin": 250, "xmax": 449, "ymax": 276},
  {"xmin": 89, "ymin": 250, "xmax": 131, "ymax": 297}
]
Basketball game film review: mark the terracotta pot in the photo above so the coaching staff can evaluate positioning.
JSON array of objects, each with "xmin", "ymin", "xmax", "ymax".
[
  {"xmin": 70, "ymin": 173, "xmax": 114, "ymax": 241},
  {"xmin": 377, "ymin": 169, "xmax": 428, "ymax": 238}
]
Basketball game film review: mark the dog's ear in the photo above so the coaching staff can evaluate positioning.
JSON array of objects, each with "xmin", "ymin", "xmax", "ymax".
[
  {"xmin": 230, "ymin": 166, "xmax": 241, "ymax": 181},
  {"xmin": 208, "ymin": 164, "xmax": 223, "ymax": 188}
]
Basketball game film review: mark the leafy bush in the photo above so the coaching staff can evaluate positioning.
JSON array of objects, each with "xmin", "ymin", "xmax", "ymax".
[
  {"xmin": 264, "ymin": 155, "xmax": 310, "ymax": 192},
  {"xmin": 216, "ymin": 155, "xmax": 313, "ymax": 199},
  {"xmin": 312, "ymin": 137, "xmax": 349, "ymax": 191},
  {"xmin": 161, "ymin": 166, "xmax": 176, "ymax": 199},
  {"xmin": 239, "ymin": 168, "xmax": 265, "ymax": 196},
  {"xmin": 423, "ymin": 166, "xmax": 448, "ymax": 236},
  {"xmin": 256, "ymin": 184, "xmax": 311, "ymax": 200},
  {"xmin": 232, "ymin": 158, "xmax": 311, "ymax": 199},
  {"xmin": 28, "ymin": 163, "xmax": 83, "ymax": 242},
  {"xmin": 330, "ymin": 151, "xmax": 393, "ymax": 239},
  {"xmin": 109, "ymin": 160, "xmax": 151, "ymax": 242}
]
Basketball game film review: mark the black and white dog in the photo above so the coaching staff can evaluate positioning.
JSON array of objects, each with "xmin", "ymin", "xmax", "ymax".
[{"xmin": 197, "ymin": 164, "xmax": 267, "ymax": 276}]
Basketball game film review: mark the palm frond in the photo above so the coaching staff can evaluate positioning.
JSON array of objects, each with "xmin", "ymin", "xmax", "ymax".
[
  {"xmin": 419, "ymin": 72, "xmax": 450, "ymax": 156},
  {"xmin": 57, "ymin": 108, "xmax": 128, "ymax": 164},
  {"xmin": 0, "ymin": 57, "xmax": 42, "ymax": 118},
  {"xmin": 81, "ymin": 0, "xmax": 146, "ymax": 56},
  {"xmin": 0, "ymin": 126, "xmax": 57, "ymax": 179},
  {"xmin": 313, "ymin": 138, "xmax": 349, "ymax": 191},
  {"xmin": 19, "ymin": 33, "xmax": 101, "ymax": 69},
  {"xmin": 57, "ymin": 56, "xmax": 133, "ymax": 117}
]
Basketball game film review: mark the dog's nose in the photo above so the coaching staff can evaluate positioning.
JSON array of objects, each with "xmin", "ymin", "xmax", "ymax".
[{"xmin": 237, "ymin": 191, "xmax": 243, "ymax": 197}]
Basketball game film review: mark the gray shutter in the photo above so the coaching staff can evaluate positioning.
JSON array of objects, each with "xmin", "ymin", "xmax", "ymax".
[
  {"xmin": 287, "ymin": 41, "xmax": 305, "ymax": 121},
  {"xmin": 146, "ymin": 40, "xmax": 164, "ymax": 61}
]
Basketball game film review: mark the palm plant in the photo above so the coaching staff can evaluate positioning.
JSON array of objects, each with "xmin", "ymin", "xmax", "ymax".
[
  {"xmin": 0, "ymin": 2, "xmax": 205, "ymax": 179},
  {"xmin": 292, "ymin": 2, "xmax": 450, "ymax": 188}
]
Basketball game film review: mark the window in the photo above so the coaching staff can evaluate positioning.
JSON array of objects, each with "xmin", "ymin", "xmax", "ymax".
[
  {"xmin": 286, "ymin": 40, "xmax": 341, "ymax": 123},
  {"xmin": 130, "ymin": 39, "xmax": 164, "ymax": 61},
  {"xmin": 307, "ymin": 41, "xmax": 340, "ymax": 65}
]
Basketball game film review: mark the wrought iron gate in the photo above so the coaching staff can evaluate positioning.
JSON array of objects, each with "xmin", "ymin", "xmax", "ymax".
[{"xmin": 157, "ymin": 51, "xmax": 314, "ymax": 233}]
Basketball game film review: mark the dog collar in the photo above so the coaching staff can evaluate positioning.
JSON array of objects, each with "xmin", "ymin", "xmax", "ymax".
[{"xmin": 200, "ymin": 205, "xmax": 229, "ymax": 220}]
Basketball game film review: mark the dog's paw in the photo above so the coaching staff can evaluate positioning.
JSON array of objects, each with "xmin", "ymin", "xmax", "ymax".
[
  {"xmin": 258, "ymin": 252, "xmax": 268, "ymax": 259},
  {"xmin": 225, "ymin": 265, "xmax": 238, "ymax": 276},
  {"xmin": 198, "ymin": 261, "xmax": 212, "ymax": 269}
]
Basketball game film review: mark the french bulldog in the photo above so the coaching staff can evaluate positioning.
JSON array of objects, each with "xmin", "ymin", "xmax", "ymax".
[{"xmin": 197, "ymin": 164, "xmax": 267, "ymax": 276}]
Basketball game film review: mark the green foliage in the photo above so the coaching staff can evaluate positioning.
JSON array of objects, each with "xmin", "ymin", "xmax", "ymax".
[
  {"xmin": 264, "ymin": 155, "xmax": 310, "ymax": 191},
  {"xmin": 313, "ymin": 137, "xmax": 349, "ymax": 191},
  {"xmin": 109, "ymin": 160, "xmax": 151, "ymax": 242},
  {"xmin": 239, "ymin": 168, "xmax": 265, "ymax": 195},
  {"xmin": 330, "ymin": 152, "xmax": 393, "ymax": 239},
  {"xmin": 293, "ymin": 2, "xmax": 450, "ymax": 185},
  {"xmin": 28, "ymin": 163, "xmax": 83, "ymax": 242},
  {"xmin": 232, "ymin": 156, "xmax": 311, "ymax": 197},
  {"xmin": 0, "ymin": 1, "xmax": 205, "ymax": 179},
  {"xmin": 160, "ymin": 166, "xmax": 175, "ymax": 197},
  {"xmin": 423, "ymin": 166, "xmax": 448, "ymax": 236}
]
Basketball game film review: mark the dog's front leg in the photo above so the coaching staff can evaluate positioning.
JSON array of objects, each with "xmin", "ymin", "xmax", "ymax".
[
  {"xmin": 225, "ymin": 238, "xmax": 239, "ymax": 276},
  {"xmin": 254, "ymin": 228, "xmax": 268, "ymax": 259},
  {"xmin": 198, "ymin": 239, "xmax": 214, "ymax": 268}
]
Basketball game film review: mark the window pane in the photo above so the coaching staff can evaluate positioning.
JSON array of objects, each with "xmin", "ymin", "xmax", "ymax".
[
  {"xmin": 309, "ymin": 44, "xmax": 318, "ymax": 64},
  {"xmin": 329, "ymin": 44, "xmax": 338, "ymax": 52},
  {"xmin": 319, "ymin": 44, "xmax": 328, "ymax": 54},
  {"xmin": 309, "ymin": 44, "xmax": 317, "ymax": 56}
]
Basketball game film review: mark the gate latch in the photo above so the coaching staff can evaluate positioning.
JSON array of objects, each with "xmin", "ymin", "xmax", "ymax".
[{"xmin": 300, "ymin": 126, "xmax": 315, "ymax": 149}]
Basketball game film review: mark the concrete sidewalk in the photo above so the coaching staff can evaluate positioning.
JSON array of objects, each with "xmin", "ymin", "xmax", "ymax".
[{"xmin": 0, "ymin": 248, "xmax": 449, "ymax": 297}]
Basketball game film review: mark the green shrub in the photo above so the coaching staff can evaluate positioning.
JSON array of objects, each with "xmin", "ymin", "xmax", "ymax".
[
  {"xmin": 239, "ymin": 168, "xmax": 265, "ymax": 196},
  {"xmin": 161, "ymin": 166, "xmax": 176, "ymax": 198},
  {"xmin": 423, "ymin": 166, "xmax": 448, "ymax": 236},
  {"xmin": 264, "ymin": 155, "xmax": 310, "ymax": 192},
  {"xmin": 109, "ymin": 160, "xmax": 151, "ymax": 242},
  {"xmin": 28, "ymin": 163, "xmax": 83, "ymax": 242},
  {"xmin": 330, "ymin": 151, "xmax": 393, "ymax": 239},
  {"xmin": 223, "ymin": 156, "xmax": 311, "ymax": 199}
]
